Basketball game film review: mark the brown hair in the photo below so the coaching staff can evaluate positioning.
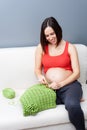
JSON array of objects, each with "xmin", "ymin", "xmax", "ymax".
[{"xmin": 40, "ymin": 17, "xmax": 62, "ymax": 52}]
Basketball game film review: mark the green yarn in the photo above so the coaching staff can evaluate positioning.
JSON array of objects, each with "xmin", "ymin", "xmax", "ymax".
[
  {"xmin": 20, "ymin": 84, "xmax": 56, "ymax": 116},
  {"xmin": 2, "ymin": 88, "xmax": 15, "ymax": 99}
]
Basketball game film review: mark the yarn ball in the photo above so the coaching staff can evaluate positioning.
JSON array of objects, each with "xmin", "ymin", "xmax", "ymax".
[{"xmin": 2, "ymin": 88, "xmax": 15, "ymax": 99}]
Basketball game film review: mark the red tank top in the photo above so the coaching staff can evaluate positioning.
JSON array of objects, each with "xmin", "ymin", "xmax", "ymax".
[{"xmin": 42, "ymin": 41, "xmax": 72, "ymax": 73}]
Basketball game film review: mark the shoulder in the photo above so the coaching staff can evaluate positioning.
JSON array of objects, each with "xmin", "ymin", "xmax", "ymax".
[
  {"xmin": 35, "ymin": 43, "xmax": 43, "ymax": 54},
  {"xmin": 68, "ymin": 42, "xmax": 77, "ymax": 54}
]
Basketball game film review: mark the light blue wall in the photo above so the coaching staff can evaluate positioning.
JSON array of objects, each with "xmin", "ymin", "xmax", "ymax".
[{"xmin": 0, "ymin": 0, "xmax": 87, "ymax": 47}]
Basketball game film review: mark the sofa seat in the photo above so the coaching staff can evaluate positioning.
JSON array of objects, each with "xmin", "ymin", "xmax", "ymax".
[{"xmin": 0, "ymin": 84, "xmax": 87, "ymax": 130}]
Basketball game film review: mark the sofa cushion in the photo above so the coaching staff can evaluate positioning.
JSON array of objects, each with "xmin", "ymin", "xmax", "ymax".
[
  {"xmin": 0, "ymin": 86, "xmax": 87, "ymax": 130},
  {"xmin": 74, "ymin": 44, "xmax": 87, "ymax": 84},
  {"xmin": 20, "ymin": 84, "xmax": 56, "ymax": 116}
]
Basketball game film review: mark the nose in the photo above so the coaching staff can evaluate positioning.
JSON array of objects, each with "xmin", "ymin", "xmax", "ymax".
[{"xmin": 49, "ymin": 35, "xmax": 53, "ymax": 40}]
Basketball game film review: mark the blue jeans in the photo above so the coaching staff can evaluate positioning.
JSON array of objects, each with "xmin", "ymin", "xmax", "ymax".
[{"xmin": 56, "ymin": 80, "xmax": 85, "ymax": 130}]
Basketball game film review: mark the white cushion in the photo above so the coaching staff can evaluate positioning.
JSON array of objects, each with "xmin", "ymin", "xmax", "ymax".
[
  {"xmin": 74, "ymin": 44, "xmax": 87, "ymax": 84},
  {"xmin": 0, "ymin": 47, "xmax": 38, "ymax": 90}
]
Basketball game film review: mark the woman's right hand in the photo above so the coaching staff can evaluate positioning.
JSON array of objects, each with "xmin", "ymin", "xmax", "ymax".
[{"xmin": 38, "ymin": 75, "xmax": 48, "ymax": 85}]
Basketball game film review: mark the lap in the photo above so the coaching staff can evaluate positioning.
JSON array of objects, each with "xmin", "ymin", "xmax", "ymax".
[{"xmin": 56, "ymin": 80, "xmax": 82, "ymax": 105}]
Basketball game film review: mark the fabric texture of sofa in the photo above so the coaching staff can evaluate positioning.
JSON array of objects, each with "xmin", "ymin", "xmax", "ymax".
[{"xmin": 0, "ymin": 44, "xmax": 87, "ymax": 130}]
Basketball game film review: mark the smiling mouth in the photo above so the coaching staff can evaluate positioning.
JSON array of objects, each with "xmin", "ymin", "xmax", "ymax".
[{"xmin": 51, "ymin": 40, "xmax": 56, "ymax": 44}]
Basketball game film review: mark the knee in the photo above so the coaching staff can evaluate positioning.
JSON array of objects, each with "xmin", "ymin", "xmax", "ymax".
[{"xmin": 65, "ymin": 101, "xmax": 80, "ymax": 112}]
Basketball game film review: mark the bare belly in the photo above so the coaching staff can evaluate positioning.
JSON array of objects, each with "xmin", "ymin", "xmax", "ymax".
[{"xmin": 45, "ymin": 68, "xmax": 72, "ymax": 83}]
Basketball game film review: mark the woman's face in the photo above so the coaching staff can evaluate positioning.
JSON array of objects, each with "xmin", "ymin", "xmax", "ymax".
[{"xmin": 44, "ymin": 26, "xmax": 57, "ymax": 45}]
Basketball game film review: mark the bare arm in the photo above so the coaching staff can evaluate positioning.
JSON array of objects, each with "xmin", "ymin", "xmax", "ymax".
[
  {"xmin": 60, "ymin": 43, "xmax": 80, "ymax": 86},
  {"xmin": 34, "ymin": 44, "xmax": 47, "ymax": 84}
]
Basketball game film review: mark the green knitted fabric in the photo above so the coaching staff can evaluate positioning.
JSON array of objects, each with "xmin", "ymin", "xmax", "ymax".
[{"xmin": 20, "ymin": 84, "xmax": 56, "ymax": 116}]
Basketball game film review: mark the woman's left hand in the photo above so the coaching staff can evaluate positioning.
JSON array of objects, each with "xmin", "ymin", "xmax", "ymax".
[{"xmin": 48, "ymin": 81, "xmax": 61, "ymax": 90}]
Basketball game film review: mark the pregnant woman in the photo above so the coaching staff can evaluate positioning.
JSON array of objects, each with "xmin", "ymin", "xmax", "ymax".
[{"xmin": 34, "ymin": 17, "xmax": 85, "ymax": 130}]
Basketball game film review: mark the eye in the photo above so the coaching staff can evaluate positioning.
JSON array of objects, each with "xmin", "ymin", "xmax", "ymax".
[
  {"xmin": 50, "ymin": 32, "xmax": 55, "ymax": 35},
  {"xmin": 45, "ymin": 32, "xmax": 55, "ymax": 38},
  {"xmin": 45, "ymin": 35, "xmax": 49, "ymax": 38}
]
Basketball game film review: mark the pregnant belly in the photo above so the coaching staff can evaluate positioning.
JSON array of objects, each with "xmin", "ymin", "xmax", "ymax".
[{"xmin": 45, "ymin": 68, "xmax": 72, "ymax": 83}]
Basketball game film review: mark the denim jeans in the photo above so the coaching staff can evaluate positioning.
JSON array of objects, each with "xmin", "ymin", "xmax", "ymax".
[{"xmin": 56, "ymin": 80, "xmax": 85, "ymax": 130}]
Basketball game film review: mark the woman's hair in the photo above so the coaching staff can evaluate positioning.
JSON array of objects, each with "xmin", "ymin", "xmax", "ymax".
[{"xmin": 40, "ymin": 17, "xmax": 62, "ymax": 52}]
